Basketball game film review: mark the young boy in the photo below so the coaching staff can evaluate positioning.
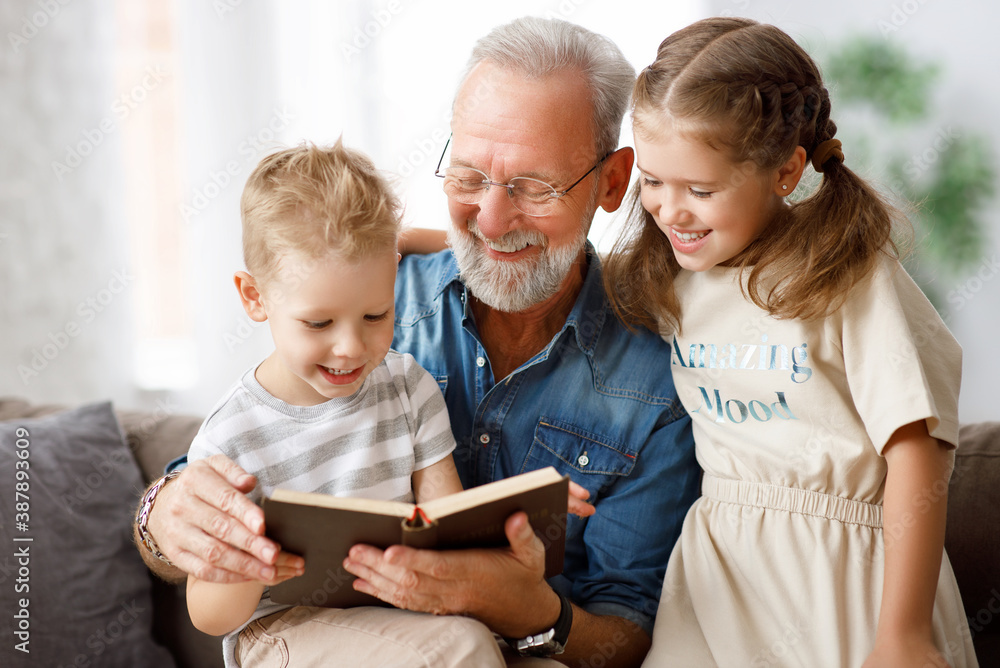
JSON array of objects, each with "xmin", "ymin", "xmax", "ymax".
[{"xmin": 184, "ymin": 141, "xmax": 503, "ymax": 667}]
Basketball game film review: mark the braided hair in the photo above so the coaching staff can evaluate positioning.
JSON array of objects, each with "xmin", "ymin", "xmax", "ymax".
[{"xmin": 604, "ymin": 17, "xmax": 902, "ymax": 334}]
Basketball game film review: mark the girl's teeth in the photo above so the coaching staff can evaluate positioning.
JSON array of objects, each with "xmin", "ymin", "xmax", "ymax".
[
  {"xmin": 673, "ymin": 229, "xmax": 709, "ymax": 242},
  {"xmin": 324, "ymin": 366, "xmax": 354, "ymax": 375}
]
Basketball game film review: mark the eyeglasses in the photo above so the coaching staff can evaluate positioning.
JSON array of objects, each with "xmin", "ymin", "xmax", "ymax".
[{"xmin": 434, "ymin": 135, "xmax": 611, "ymax": 217}]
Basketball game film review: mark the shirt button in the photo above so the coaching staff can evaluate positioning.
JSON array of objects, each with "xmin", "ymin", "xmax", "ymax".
[
  {"xmin": 479, "ymin": 433, "xmax": 491, "ymax": 445},
  {"xmin": 577, "ymin": 453, "xmax": 590, "ymax": 467},
  {"xmin": 476, "ymin": 356, "xmax": 486, "ymax": 368}
]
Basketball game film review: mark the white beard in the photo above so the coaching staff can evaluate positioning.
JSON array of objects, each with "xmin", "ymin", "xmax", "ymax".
[{"xmin": 447, "ymin": 217, "xmax": 589, "ymax": 313}]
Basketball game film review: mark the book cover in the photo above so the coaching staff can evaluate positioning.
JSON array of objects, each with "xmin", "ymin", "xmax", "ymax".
[{"xmin": 262, "ymin": 467, "xmax": 569, "ymax": 608}]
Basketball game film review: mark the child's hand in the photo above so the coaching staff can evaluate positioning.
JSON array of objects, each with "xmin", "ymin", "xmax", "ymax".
[
  {"xmin": 862, "ymin": 636, "xmax": 952, "ymax": 668},
  {"xmin": 568, "ymin": 481, "xmax": 596, "ymax": 518},
  {"xmin": 257, "ymin": 550, "xmax": 305, "ymax": 587}
]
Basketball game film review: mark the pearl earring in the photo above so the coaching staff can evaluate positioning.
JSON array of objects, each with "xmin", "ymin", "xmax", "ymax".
[{"xmin": 781, "ymin": 185, "xmax": 788, "ymax": 191}]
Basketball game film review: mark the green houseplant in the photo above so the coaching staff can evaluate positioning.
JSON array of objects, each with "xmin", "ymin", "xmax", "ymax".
[{"xmin": 817, "ymin": 35, "xmax": 995, "ymax": 313}]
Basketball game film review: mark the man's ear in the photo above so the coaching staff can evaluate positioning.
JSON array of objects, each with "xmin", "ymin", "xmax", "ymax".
[
  {"xmin": 596, "ymin": 146, "xmax": 635, "ymax": 214},
  {"xmin": 234, "ymin": 271, "xmax": 268, "ymax": 322}
]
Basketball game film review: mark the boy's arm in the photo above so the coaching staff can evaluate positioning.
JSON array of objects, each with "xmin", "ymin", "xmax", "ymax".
[
  {"xmin": 398, "ymin": 227, "xmax": 448, "ymax": 256},
  {"xmin": 186, "ymin": 577, "xmax": 265, "ymax": 637},
  {"xmin": 186, "ymin": 551, "xmax": 305, "ymax": 636},
  {"xmin": 412, "ymin": 455, "xmax": 464, "ymax": 503}
]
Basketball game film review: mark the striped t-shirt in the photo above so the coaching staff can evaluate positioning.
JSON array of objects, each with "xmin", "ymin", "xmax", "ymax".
[
  {"xmin": 187, "ymin": 350, "xmax": 456, "ymax": 503},
  {"xmin": 187, "ymin": 350, "xmax": 457, "ymax": 667}
]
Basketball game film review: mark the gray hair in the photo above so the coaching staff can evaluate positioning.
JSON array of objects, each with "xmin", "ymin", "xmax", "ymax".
[{"xmin": 456, "ymin": 16, "xmax": 635, "ymax": 159}]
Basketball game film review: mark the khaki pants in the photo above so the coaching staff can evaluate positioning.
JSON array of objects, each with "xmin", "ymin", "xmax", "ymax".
[{"xmin": 236, "ymin": 606, "xmax": 560, "ymax": 667}]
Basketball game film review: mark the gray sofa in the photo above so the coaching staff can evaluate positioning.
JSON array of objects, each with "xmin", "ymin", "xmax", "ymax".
[{"xmin": 0, "ymin": 397, "xmax": 996, "ymax": 666}]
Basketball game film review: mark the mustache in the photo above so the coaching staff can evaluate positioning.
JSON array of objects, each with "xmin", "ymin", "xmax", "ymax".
[{"xmin": 465, "ymin": 218, "xmax": 547, "ymax": 248}]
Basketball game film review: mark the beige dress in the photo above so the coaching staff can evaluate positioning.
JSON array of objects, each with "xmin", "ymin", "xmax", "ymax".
[{"xmin": 643, "ymin": 258, "xmax": 978, "ymax": 667}]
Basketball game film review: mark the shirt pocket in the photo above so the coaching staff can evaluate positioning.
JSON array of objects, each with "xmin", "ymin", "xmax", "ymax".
[
  {"xmin": 431, "ymin": 374, "xmax": 448, "ymax": 396},
  {"xmin": 521, "ymin": 417, "xmax": 636, "ymax": 498}
]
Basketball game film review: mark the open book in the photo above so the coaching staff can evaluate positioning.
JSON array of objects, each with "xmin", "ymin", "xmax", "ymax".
[{"xmin": 262, "ymin": 466, "xmax": 569, "ymax": 608}]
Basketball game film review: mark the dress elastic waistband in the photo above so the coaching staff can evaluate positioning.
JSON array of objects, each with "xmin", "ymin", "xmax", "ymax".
[{"xmin": 701, "ymin": 473, "xmax": 883, "ymax": 528}]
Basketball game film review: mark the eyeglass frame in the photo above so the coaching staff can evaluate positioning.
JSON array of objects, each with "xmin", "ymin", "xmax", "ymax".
[{"xmin": 433, "ymin": 134, "xmax": 614, "ymax": 217}]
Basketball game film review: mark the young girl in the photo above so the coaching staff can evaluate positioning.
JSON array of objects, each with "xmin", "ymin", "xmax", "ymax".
[{"xmin": 604, "ymin": 17, "xmax": 977, "ymax": 667}]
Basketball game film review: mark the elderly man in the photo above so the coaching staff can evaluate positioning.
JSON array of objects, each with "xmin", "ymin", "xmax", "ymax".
[{"xmin": 135, "ymin": 17, "xmax": 698, "ymax": 667}]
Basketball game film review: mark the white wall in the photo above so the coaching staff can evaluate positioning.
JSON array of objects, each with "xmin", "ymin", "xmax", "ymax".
[{"xmin": 0, "ymin": 0, "xmax": 140, "ymax": 408}]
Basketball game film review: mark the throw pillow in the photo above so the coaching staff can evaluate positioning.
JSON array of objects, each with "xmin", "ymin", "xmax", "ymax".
[{"xmin": 0, "ymin": 401, "xmax": 175, "ymax": 667}]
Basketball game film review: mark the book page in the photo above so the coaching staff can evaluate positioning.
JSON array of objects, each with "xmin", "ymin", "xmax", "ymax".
[
  {"xmin": 268, "ymin": 488, "xmax": 414, "ymax": 518},
  {"xmin": 419, "ymin": 467, "xmax": 563, "ymax": 519}
]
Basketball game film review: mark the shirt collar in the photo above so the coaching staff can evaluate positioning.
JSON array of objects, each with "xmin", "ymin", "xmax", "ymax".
[
  {"xmin": 561, "ymin": 243, "xmax": 607, "ymax": 357},
  {"xmin": 435, "ymin": 243, "xmax": 607, "ymax": 357}
]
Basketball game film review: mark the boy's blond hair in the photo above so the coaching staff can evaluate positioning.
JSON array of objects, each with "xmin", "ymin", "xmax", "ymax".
[{"xmin": 240, "ymin": 139, "xmax": 401, "ymax": 280}]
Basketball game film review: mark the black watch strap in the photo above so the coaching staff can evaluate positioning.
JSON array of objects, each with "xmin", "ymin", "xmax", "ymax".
[{"xmin": 505, "ymin": 591, "xmax": 574, "ymax": 657}]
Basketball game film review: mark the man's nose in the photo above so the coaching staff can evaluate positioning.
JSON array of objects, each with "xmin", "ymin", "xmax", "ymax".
[{"xmin": 472, "ymin": 183, "xmax": 521, "ymax": 239}]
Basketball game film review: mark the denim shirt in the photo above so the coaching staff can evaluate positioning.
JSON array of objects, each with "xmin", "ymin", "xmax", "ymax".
[{"xmin": 393, "ymin": 246, "xmax": 699, "ymax": 635}]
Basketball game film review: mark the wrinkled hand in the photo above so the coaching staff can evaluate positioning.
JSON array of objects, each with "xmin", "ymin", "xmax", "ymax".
[
  {"xmin": 343, "ymin": 511, "xmax": 561, "ymax": 638},
  {"xmin": 568, "ymin": 480, "xmax": 595, "ymax": 517},
  {"xmin": 149, "ymin": 455, "xmax": 303, "ymax": 583}
]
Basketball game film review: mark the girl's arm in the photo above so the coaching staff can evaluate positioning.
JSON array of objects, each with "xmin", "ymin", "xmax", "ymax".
[
  {"xmin": 186, "ymin": 552, "xmax": 304, "ymax": 636},
  {"xmin": 864, "ymin": 419, "xmax": 954, "ymax": 668},
  {"xmin": 398, "ymin": 227, "xmax": 448, "ymax": 257}
]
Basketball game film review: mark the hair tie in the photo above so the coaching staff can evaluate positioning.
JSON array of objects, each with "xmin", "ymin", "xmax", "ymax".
[{"xmin": 812, "ymin": 139, "xmax": 844, "ymax": 173}]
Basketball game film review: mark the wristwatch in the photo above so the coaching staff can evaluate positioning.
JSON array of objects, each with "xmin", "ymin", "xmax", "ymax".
[
  {"xmin": 135, "ymin": 470, "xmax": 181, "ymax": 566},
  {"xmin": 505, "ymin": 591, "xmax": 574, "ymax": 657}
]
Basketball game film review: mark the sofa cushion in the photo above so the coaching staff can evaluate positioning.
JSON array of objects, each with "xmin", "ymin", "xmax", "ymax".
[
  {"xmin": 0, "ymin": 401, "xmax": 175, "ymax": 668},
  {"xmin": 115, "ymin": 407, "xmax": 203, "ymax": 485},
  {"xmin": 947, "ymin": 421, "xmax": 1000, "ymax": 655}
]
